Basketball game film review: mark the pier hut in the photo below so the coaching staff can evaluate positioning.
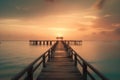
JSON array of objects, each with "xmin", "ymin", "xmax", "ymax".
[{"xmin": 56, "ymin": 36, "xmax": 63, "ymax": 40}]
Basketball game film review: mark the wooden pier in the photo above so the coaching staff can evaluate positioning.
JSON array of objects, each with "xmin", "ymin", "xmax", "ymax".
[
  {"xmin": 12, "ymin": 41, "xmax": 108, "ymax": 80},
  {"xmin": 29, "ymin": 40, "xmax": 56, "ymax": 45},
  {"xmin": 29, "ymin": 40, "xmax": 82, "ymax": 45},
  {"xmin": 37, "ymin": 41, "xmax": 82, "ymax": 80}
]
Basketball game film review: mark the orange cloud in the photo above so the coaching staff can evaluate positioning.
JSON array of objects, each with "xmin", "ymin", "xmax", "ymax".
[{"xmin": 83, "ymin": 16, "xmax": 98, "ymax": 19}]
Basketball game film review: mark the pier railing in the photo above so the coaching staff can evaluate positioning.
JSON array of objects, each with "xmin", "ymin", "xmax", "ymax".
[
  {"xmin": 62, "ymin": 41, "xmax": 108, "ymax": 80},
  {"xmin": 11, "ymin": 41, "xmax": 58, "ymax": 80}
]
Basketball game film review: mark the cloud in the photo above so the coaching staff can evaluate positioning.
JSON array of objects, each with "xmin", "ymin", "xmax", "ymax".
[
  {"xmin": 45, "ymin": 0, "xmax": 55, "ymax": 2},
  {"xmin": 92, "ymin": 32, "xmax": 97, "ymax": 35},
  {"xmin": 100, "ymin": 31, "xmax": 107, "ymax": 35},
  {"xmin": 97, "ymin": 28, "xmax": 120, "ymax": 37},
  {"xmin": 104, "ymin": 14, "xmax": 111, "ymax": 17},
  {"xmin": 83, "ymin": 16, "xmax": 98, "ymax": 19},
  {"xmin": 93, "ymin": 0, "xmax": 106, "ymax": 10},
  {"xmin": 16, "ymin": 6, "xmax": 29, "ymax": 11},
  {"xmin": 114, "ymin": 28, "xmax": 120, "ymax": 35},
  {"xmin": 80, "ymin": 22, "xmax": 94, "ymax": 26},
  {"xmin": 78, "ymin": 28, "xmax": 87, "ymax": 31},
  {"xmin": 112, "ymin": 24, "xmax": 120, "ymax": 27}
]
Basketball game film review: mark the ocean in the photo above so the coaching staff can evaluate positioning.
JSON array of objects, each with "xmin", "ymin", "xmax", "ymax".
[
  {"xmin": 0, "ymin": 41, "xmax": 51, "ymax": 80},
  {"xmin": 0, "ymin": 40, "xmax": 120, "ymax": 80},
  {"xmin": 71, "ymin": 41, "xmax": 120, "ymax": 80}
]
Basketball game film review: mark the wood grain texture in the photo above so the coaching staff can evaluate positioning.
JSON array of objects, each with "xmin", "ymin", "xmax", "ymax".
[{"xmin": 37, "ymin": 42, "xmax": 82, "ymax": 80}]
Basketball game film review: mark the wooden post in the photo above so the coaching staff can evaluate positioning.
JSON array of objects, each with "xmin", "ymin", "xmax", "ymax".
[
  {"xmin": 67, "ymin": 47, "xmax": 71, "ymax": 58},
  {"xmin": 83, "ymin": 62, "xmax": 87, "ymax": 80},
  {"xmin": 43, "ymin": 41, "xmax": 45, "ymax": 45},
  {"xmin": 46, "ymin": 41, "xmax": 48, "ymax": 45},
  {"xmin": 39, "ymin": 41, "xmax": 41, "ymax": 45},
  {"xmin": 68, "ymin": 41, "xmax": 69, "ymax": 45},
  {"xmin": 51, "ymin": 49, "xmax": 55, "ymax": 58},
  {"xmin": 27, "ymin": 66, "xmax": 33, "ymax": 80},
  {"xmin": 69, "ymin": 50, "xmax": 73, "ymax": 58},
  {"xmin": 29, "ymin": 41, "xmax": 32, "ymax": 45},
  {"xmin": 50, "ymin": 41, "xmax": 52, "ymax": 45},
  {"xmin": 68, "ymin": 48, "xmax": 70, "ymax": 57},
  {"xmin": 43, "ymin": 54, "xmax": 46, "ymax": 67},
  {"xmin": 33, "ymin": 41, "xmax": 35, "ymax": 45},
  {"xmin": 48, "ymin": 50, "xmax": 51, "ymax": 61},
  {"xmin": 74, "ymin": 54, "xmax": 77, "ymax": 66},
  {"xmin": 50, "ymin": 48, "xmax": 53, "ymax": 58},
  {"xmin": 35, "ymin": 41, "xmax": 38, "ymax": 45}
]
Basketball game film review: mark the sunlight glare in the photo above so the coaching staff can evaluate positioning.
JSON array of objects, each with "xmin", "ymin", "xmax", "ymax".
[{"xmin": 57, "ymin": 33, "xmax": 63, "ymax": 37}]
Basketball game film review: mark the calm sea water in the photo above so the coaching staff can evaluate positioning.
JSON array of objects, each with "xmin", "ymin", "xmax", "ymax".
[
  {"xmin": 71, "ymin": 41, "xmax": 120, "ymax": 80},
  {"xmin": 0, "ymin": 41, "xmax": 120, "ymax": 80},
  {"xmin": 0, "ymin": 41, "xmax": 51, "ymax": 80}
]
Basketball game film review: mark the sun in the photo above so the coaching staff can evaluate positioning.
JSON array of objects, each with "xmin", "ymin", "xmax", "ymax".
[{"xmin": 57, "ymin": 33, "xmax": 63, "ymax": 37}]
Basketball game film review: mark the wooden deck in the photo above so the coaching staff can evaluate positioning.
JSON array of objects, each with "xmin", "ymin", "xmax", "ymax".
[
  {"xmin": 37, "ymin": 41, "xmax": 82, "ymax": 80},
  {"xmin": 12, "ymin": 41, "xmax": 108, "ymax": 80}
]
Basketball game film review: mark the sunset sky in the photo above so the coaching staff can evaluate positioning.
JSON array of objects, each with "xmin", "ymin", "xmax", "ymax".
[{"xmin": 0, "ymin": 0, "xmax": 120, "ymax": 40}]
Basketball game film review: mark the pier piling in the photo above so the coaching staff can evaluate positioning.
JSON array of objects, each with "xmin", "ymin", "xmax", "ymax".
[{"xmin": 29, "ymin": 40, "xmax": 82, "ymax": 46}]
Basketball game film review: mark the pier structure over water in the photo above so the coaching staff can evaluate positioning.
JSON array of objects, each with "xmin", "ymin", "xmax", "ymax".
[
  {"xmin": 29, "ymin": 40, "xmax": 82, "ymax": 45},
  {"xmin": 64, "ymin": 40, "xmax": 82, "ymax": 45},
  {"xmin": 12, "ymin": 41, "xmax": 108, "ymax": 80},
  {"xmin": 29, "ymin": 40, "xmax": 56, "ymax": 45}
]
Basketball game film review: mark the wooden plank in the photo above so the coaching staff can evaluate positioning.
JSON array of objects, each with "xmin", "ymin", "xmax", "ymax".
[{"xmin": 37, "ymin": 42, "xmax": 82, "ymax": 80}]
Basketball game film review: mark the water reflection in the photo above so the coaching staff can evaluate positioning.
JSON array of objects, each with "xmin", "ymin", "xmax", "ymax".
[
  {"xmin": 71, "ymin": 41, "xmax": 120, "ymax": 80},
  {"xmin": 0, "ymin": 41, "xmax": 51, "ymax": 80}
]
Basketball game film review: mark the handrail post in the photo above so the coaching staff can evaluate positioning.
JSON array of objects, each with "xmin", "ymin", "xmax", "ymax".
[
  {"xmin": 43, "ymin": 54, "xmax": 46, "ymax": 67},
  {"xmin": 67, "ymin": 46, "xmax": 69, "ymax": 56},
  {"xmin": 74, "ymin": 53, "xmax": 77, "ymax": 66},
  {"xmin": 51, "ymin": 48, "xmax": 55, "ymax": 58},
  {"xmin": 51, "ymin": 50, "xmax": 53, "ymax": 58},
  {"xmin": 48, "ymin": 50, "xmax": 51, "ymax": 61},
  {"xmin": 27, "ymin": 66, "xmax": 33, "ymax": 80},
  {"xmin": 83, "ymin": 62, "xmax": 87, "ymax": 80},
  {"xmin": 68, "ymin": 47, "xmax": 71, "ymax": 57},
  {"xmin": 71, "ymin": 51, "xmax": 73, "ymax": 59},
  {"xmin": 69, "ymin": 49, "xmax": 73, "ymax": 58}
]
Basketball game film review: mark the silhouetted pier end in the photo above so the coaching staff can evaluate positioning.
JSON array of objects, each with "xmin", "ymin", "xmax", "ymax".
[
  {"xmin": 64, "ymin": 40, "xmax": 82, "ymax": 45},
  {"xmin": 29, "ymin": 40, "xmax": 82, "ymax": 45},
  {"xmin": 12, "ymin": 40, "xmax": 109, "ymax": 80},
  {"xmin": 29, "ymin": 40, "xmax": 56, "ymax": 45}
]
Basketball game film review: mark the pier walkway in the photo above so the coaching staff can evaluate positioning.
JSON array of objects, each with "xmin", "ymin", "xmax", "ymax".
[
  {"xmin": 12, "ymin": 41, "xmax": 108, "ymax": 80},
  {"xmin": 37, "ymin": 41, "xmax": 82, "ymax": 80}
]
